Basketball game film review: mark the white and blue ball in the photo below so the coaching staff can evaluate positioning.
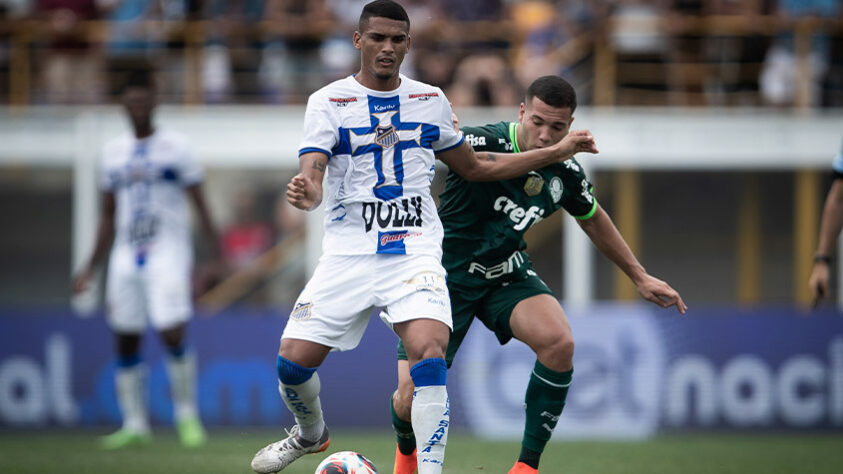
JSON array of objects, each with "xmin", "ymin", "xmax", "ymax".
[{"xmin": 314, "ymin": 451, "xmax": 378, "ymax": 474}]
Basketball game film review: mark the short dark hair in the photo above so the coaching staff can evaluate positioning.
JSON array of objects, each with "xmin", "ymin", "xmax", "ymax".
[
  {"xmin": 359, "ymin": 0, "xmax": 410, "ymax": 32},
  {"xmin": 526, "ymin": 76, "xmax": 577, "ymax": 113}
]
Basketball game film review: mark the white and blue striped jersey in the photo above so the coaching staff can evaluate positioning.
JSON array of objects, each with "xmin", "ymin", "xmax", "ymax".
[
  {"xmin": 299, "ymin": 74, "xmax": 464, "ymax": 257},
  {"xmin": 100, "ymin": 130, "xmax": 202, "ymax": 265},
  {"xmin": 833, "ymin": 138, "xmax": 843, "ymax": 178}
]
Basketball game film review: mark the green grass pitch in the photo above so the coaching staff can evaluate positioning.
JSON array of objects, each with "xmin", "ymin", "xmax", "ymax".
[{"xmin": 1, "ymin": 428, "xmax": 842, "ymax": 473}]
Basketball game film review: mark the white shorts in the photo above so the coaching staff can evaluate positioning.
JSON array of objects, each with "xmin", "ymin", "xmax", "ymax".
[
  {"xmin": 105, "ymin": 246, "xmax": 193, "ymax": 333},
  {"xmin": 282, "ymin": 253, "xmax": 452, "ymax": 351}
]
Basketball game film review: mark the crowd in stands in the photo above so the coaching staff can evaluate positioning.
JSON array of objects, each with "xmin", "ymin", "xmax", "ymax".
[{"xmin": 0, "ymin": 0, "xmax": 841, "ymax": 107}]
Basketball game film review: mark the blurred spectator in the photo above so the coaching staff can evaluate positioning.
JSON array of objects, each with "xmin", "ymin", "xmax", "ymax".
[
  {"xmin": 510, "ymin": 0, "xmax": 602, "ymax": 102},
  {"xmin": 760, "ymin": 0, "xmax": 840, "ymax": 107},
  {"xmin": 260, "ymin": 0, "xmax": 333, "ymax": 103},
  {"xmin": 447, "ymin": 53, "xmax": 520, "ymax": 106},
  {"xmin": 99, "ymin": 0, "xmax": 166, "ymax": 99},
  {"xmin": 0, "ymin": 1, "xmax": 33, "ymax": 102},
  {"xmin": 704, "ymin": 0, "xmax": 772, "ymax": 106},
  {"xmin": 665, "ymin": 0, "xmax": 709, "ymax": 105},
  {"xmin": 220, "ymin": 187, "xmax": 274, "ymax": 271},
  {"xmin": 320, "ymin": 0, "xmax": 368, "ymax": 82},
  {"xmin": 202, "ymin": 0, "xmax": 265, "ymax": 103},
  {"xmin": 608, "ymin": 0, "xmax": 671, "ymax": 105},
  {"xmin": 36, "ymin": 0, "xmax": 106, "ymax": 103}
]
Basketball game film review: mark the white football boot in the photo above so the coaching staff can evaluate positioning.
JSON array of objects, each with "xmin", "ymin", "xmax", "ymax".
[{"xmin": 251, "ymin": 424, "xmax": 330, "ymax": 473}]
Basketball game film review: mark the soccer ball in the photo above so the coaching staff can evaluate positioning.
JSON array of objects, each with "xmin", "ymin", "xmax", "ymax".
[{"xmin": 314, "ymin": 451, "xmax": 378, "ymax": 474}]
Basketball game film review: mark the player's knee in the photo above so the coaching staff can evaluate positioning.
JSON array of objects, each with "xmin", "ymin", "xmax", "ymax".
[
  {"xmin": 537, "ymin": 333, "xmax": 574, "ymax": 370},
  {"xmin": 276, "ymin": 355, "xmax": 317, "ymax": 385},
  {"xmin": 552, "ymin": 336, "xmax": 575, "ymax": 367},
  {"xmin": 392, "ymin": 388, "xmax": 413, "ymax": 418}
]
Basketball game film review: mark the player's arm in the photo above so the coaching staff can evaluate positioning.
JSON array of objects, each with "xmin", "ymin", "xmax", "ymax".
[
  {"xmin": 287, "ymin": 151, "xmax": 328, "ymax": 211},
  {"xmin": 577, "ymin": 204, "xmax": 687, "ymax": 314},
  {"xmin": 72, "ymin": 191, "xmax": 116, "ymax": 294},
  {"xmin": 187, "ymin": 184, "xmax": 222, "ymax": 257},
  {"xmin": 437, "ymin": 130, "xmax": 598, "ymax": 182},
  {"xmin": 810, "ymin": 179, "xmax": 843, "ymax": 306}
]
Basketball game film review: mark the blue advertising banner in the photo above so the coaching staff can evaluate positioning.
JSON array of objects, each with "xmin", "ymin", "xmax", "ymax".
[{"xmin": 1, "ymin": 304, "xmax": 841, "ymax": 440}]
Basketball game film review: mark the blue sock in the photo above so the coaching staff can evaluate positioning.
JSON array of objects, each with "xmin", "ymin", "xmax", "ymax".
[
  {"xmin": 276, "ymin": 355, "xmax": 316, "ymax": 385},
  {"xmin": 117, "ymin": 353, "xmax": 142, "ymax": 368},
  {"xmin": 410, "ymin": 358, "xmax": 447, "ymax": 387}
]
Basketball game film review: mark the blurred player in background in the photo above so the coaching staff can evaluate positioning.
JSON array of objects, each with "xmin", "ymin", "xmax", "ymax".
[
  {"xmin": 72, "ymin": 69, "xmax": 221, "ymax": 449},
  {"xmin": 809, "ymin": 139, "xmax": 843, "ymax": 306},
  {"xmin": 250, "ymin": 2, "xmax": 598, "ymax": 473},
  {"xmin": 390, "ymin": 75, "xmax": 686, "ymax": 474}
]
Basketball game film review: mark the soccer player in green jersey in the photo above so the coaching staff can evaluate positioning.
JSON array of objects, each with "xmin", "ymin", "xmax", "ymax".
[{"xmin": 390, "ymin": 75, "xmax": 687, "ymax": 474}]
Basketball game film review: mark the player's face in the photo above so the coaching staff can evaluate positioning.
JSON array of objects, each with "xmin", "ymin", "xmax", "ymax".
[
  {"xmin": 518, "ymin": 97, "xmax": 573, "ymax": 151},
  {"xmin": 122, "ymin": 87, "xmax": 156, "ymax": 129},
  {"xmin": 354, "ymin": 16, "xmax": 410, "ymax": 86}
]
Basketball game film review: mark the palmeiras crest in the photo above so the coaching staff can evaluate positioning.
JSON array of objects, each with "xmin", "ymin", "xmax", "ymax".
[
  {"xmin": 524, "ymin": 172, "xmax": 544, "ymax": 196},
  {"xmin": 375, "ymin": 124, "xmax": 398, "ymax": 149}
]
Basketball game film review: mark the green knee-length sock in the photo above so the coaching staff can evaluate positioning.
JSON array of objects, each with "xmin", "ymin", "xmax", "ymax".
[
  {"xmin": 391, "ymin": 396, "xmax": 416, "ymax": 455},
  {"xmin": 519, "ymin": 361, "xmax": 573, "ymax": 469}
]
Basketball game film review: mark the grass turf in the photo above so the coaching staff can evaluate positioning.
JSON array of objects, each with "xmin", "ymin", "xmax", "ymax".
[{"xmin": 0, "ymin": 428, "xmax": 842, "ymax": 473}]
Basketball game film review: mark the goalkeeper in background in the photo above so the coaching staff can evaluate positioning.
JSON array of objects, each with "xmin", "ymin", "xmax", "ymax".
[{"xmin": 390, "ymin": 75, "xmax": 687, "ymax": 474}]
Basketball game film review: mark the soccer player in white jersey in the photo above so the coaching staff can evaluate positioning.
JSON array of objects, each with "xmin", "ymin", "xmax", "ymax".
[
  {"xmin": 72, "ymin": 70, "xmax": 221, "ymax": 450},
  {"xmin": 250, "ymin": 2, "xmax": 598, "ymax": 473}
]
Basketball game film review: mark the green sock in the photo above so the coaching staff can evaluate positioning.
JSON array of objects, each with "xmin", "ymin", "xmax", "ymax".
[
  {"xmin": 390, "ymin": 395, "xmax": 416, "ymax": 455},
  {"xmin": 520, "ymin": 361, "xmax": 573, "ymax": 468}
]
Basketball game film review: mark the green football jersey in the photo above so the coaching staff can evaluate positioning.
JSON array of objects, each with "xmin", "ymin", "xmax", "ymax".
[{"xmin": 439, "ymin": 121, "xmax": 597, "ymax": 286}]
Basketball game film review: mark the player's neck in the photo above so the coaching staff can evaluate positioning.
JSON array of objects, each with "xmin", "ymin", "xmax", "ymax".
[
  {"xmin": 354, "ymin": 71, "xmax": 401, "ymax": 92},
  {"xmin": 133, "ymin": 124, "xmax": 155, "ymax": 140}
]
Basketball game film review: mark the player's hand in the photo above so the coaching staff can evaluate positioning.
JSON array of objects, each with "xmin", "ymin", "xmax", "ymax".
[
  {"xmin": 809, "ymin": 262, "xmax": 830, "ymax": 309},
  {"xmin": 553, "ymin": 129, "xmax": 599, "ymax": 160},
  {"xmin": 286, "ymin": 173, "xmax": 319, "ymax": 211},
  {"xmin": 71, "ymin": 267, "xmax": 93, "ymax": 294},
  {"xmin": 450, "ymin": 102, "xmax": 460, "ymax": 132},
  {"xmin": 636, "ymin": 274, "xmax": 687, "ymax": 314}
]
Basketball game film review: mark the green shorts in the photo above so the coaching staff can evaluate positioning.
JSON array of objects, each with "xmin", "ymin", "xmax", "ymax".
[{"xmin": 396, "ymin": 271, "xmax": 553, "ymax": 367}]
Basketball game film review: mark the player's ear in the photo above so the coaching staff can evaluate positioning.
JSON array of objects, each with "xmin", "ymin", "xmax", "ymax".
[
  {"xmin": 518, "ymin": 103, "xmax": 526, "ymax": 121},
  {"xmin": 406, "ymin": 34, "xmax": 411, "ymax": 52},
  {"xmin": 353, "ymin": 31, "xmax": 362, "ymax": 50}
]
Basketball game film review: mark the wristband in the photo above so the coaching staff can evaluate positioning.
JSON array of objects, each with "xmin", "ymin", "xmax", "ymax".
[{"xmin": 814, "ymin": 254, "xmax": 833, "ymax": 264}]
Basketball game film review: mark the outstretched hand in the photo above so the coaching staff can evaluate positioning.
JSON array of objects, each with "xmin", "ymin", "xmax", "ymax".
[
  {"xmin": 286, "ymin": 174, "xmax": 319, "ymax": 211},
  {"xmin": 555, "ymin": 129, "xmax": 599, "ymax": 160},
  {"xmin": 636, "ymin": 274, "xmax": 687, "ymax": 314}
]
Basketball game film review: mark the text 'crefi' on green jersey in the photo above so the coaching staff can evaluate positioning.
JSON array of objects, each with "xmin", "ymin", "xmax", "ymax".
[{"xmin": 438, "ymin": 121, "xmax": 597, "ymax": 286}]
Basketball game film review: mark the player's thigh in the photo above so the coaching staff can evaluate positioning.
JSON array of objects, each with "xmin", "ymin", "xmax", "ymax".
[
  {"xmin": 282, "ymin": 255, "xmax": 377, "ymax": 352},
  {"xmin": 394, "ymin": 286, "xmax": 477, "ymax": 368},
  {"xmin": 479, "ymin": 274, "xmax": 554, "ymax": 345},
  {"xmin": 509, "ymin": 293, "xmax": 572, "ymax": 353},
  {"xmin": 394, "ymin": 318, "xmax": 450, "ymax": 364},
  {"xmin": 377, "ymin": 254, "xmax": 451, "ymax": 327},
  {"xmin": 380, "ymin": 255, "xmax": 451, "ymax": 362},
  {"xmin": 105, "ymin": 254, "xmax": 147, "ymax": 334},
  {"xmin": 145, "ymin": 264, "xmax": 192, "ymax": 332}
]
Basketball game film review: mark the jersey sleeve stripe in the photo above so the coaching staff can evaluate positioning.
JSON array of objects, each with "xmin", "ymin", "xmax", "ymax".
[
  {"xmin": 298, "ymin": 147, "xmax": 332, "ymax": 158},
  {"xmin": 574, "ymin": 200, "xmax": 598, "ymax": 220},
  {"xmin": 433, "ymin": 135, "xmax": 466, "ymax": 154}
]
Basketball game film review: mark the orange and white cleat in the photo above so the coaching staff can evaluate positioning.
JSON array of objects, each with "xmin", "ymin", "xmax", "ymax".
[
  {"xmin": 508, "ymin": 461, "xmax": 539, "ymax": 474},
  {"xmin": 393, "ymin": 445, "xmax": 418, "ymax": 474}
]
